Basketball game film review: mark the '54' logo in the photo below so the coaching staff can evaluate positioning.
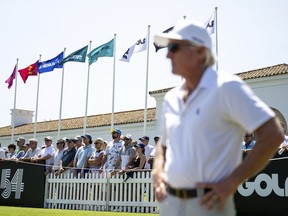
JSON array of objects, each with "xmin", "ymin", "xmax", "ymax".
[{"xmin": 0, "ymin": 169, "xmax": 24, "ymax": 199}]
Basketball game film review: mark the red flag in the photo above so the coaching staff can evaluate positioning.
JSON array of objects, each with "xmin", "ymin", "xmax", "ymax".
[
  {"xmin": 18, "ymin": 61, "xmax": 38, "ymax": 83},
  {"xmin": 5, "ymin": 64, "xmax": 17, "ymax": 89}
]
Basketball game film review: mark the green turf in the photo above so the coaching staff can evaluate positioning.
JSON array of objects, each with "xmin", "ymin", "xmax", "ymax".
[{"xmin": 0, "ymin": 206, "xmax": 159, "ymax": 216}]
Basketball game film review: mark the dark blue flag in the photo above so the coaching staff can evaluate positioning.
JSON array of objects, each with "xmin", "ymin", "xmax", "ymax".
[{"xmin": 38, "ymin": 52, "xmax": 64, "ymax": 73}]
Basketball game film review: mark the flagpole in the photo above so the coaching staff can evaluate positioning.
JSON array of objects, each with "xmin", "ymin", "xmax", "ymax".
[
  {"xmin": 143, "ymin": 25, "xmax": 151, "ymax": 135},
  {"xmin": 111, "ymin": 34, "xmax": 117, "ymax": 129},
  {"xmin": 57, "ymin": 48, "xmax": 66, "ymax": 139},
  {"xmin": 83, "ymin": 41, "xmax": 92, "ymax": 134},
  {"xmin": 11, "ymin": 58, "xmax": 19, "ymax": 143},
  {"xmin": 215, "ymin": 7, "xmax": 219, "ymax": 70},
  {"xmin": 34, "ymin": 55, "xmax": 41, "ymax": 138}
]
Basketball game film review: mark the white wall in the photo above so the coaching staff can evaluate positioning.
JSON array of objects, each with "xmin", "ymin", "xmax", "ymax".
[
  {"xmin": 245, "ymin": 74, "xmax": 288, "ymax": 123},
  {"xmin": 2, "ymin": 74, "xmax": 288, "ymax": 148}
]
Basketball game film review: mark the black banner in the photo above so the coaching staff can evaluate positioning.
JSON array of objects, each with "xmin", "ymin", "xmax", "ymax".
[
  {"xmin": 0, "ymin": 160, "xmax": 46, "ymax": 208},
  {"xmin": 235, "ymin": 154, "xmax": 288, "ymax": 216}
]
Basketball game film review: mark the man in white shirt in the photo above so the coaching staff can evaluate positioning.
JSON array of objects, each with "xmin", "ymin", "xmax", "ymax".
[
  {"xmin": 32, "ymin": 136, "xmax": 55, "ymax": 171},
  {"xmin": 115, "ymin": 134, "xmax": 136, "ymax": 173},
  {"xmin": 139, "ymin": 136, "xmax": 155, "ymax": 169},
  {"xmin": 45, "ymin": 138, "xmax": 65, "ymax": 175},
  {"xmin": 73, "ymin": 134, "xmax": 95, "ymax": 177},
  {"xmin": 152, "ymin": 19, "xmax": 283, "ymax": 216},
  {"xmin": 19, "ymin": 138, "xmax": 41, "ymax": 161}
]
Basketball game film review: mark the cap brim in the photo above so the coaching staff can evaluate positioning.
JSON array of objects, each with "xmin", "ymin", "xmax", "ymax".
[{"xmin": 154, "ymin": 33, "xmax": 184, "ymax": 47}]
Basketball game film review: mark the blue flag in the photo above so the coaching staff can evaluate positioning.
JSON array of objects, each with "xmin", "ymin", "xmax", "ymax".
[{"xmin": 37, "ymin": 52, "xmax": 64, "ymax": 73}]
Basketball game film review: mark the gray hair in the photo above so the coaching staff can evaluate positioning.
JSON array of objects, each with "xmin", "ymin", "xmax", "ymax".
[
  {"xmin": 29, "ymin": 138, "xmax": 38, "ymax": 145},
  {"xmin": 203, "ymin": 49, "xmax": 216, "ymax": 67}
]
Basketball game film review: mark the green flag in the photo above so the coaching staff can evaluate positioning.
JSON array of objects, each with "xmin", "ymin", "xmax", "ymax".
[
  {"xmin": 87, "ymin": 39, "xmax": 114, "ymax": 65},
  {"xmin": 61, "ymin": 45, "xmax": 88, "ymax": 65}
]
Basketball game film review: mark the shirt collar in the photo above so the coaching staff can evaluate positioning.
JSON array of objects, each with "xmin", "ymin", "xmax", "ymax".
[{"xmin": 179, "ymin": 66, "xmax": 216, "ymax": 100}]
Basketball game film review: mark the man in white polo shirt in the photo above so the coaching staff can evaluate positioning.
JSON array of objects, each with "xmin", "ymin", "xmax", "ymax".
[
  {"xmin": 152, "ymin": 19, "xmax": 283, "ymax": 216},
  {"xmin": 32, "ymin": 136, "xmax": 55, "ymax": 171},
  {"xmin": 139, "ymin": 136, "xmax": 155, "ymax": 169}
]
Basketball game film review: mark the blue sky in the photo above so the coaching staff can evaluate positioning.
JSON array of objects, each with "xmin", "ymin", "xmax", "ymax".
[{"xmin": 0, "ymin": 0, "xmax": 287, "ymax": 127}]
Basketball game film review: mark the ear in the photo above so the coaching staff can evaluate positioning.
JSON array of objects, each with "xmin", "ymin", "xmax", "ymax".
[{"xmin": 197, "ymin": 46, "xmax": 206, "ymax": 55}]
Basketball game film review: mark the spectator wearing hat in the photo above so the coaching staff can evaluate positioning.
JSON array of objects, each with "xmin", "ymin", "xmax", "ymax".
[
  {"xmin": 88, "ymin": 138, "xmax": 105, "ymax": 174},
  {"xmin": 100, "ymin": 128, "xmax": 124, "ymax": 173},
  {"xmin": 74, "ymin": 135, "xmax": 84, "ymax": 150},
  {"xmin": 139, "ymin": 136, "xmax": 155, "ymax": 169},
  {"xmin": 14, "ymin": 137, "xmax": 26, "ymax": 159},
  {"xmin": 45, "ymin": 139, "xmax": 65, "ymax": 175},
  {"xmin": 55, "ymin": 138, "xmax": 77, "ymax": 176},
  {"xmin": 73, "ymin": 134, "xmax": 95, "ymax": 178},
  {"xmin": 115, "ymin": 134, "xmax": 136, "ymax": 175},
  {"xmin": 31, "ymin": 136, "xmax": 55, "ymax": 170},
  {"xmin": 126, "ymin": 143, "xmax": 146, "ymax": 174},
  {"xmin": 19, "ymin": 139, "xmax": 41, "ymax": 162},
  {"xmin": 23, "ymin": 143, "xmax": 30, "ymax": 153}
]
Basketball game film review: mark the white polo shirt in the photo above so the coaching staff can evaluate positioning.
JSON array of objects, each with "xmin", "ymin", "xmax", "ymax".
[
  {"xmin": 144, "ymin": 144, "xmax": 155, "ymax": 169},
  {"xmin": 42, "ymin": 145, "xmax": 56, "ymax": 168},
  {"xmin": 161, "ymin": 67, "xmax": 275, "ymax": 188},
  {"xmin": 23, "ymin": 147, "xmax": 41, "ymax": 158}
]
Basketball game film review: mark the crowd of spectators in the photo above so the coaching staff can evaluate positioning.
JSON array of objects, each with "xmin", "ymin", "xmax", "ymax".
[
  {"xmin": 0, "ymin": 128, "xmax": 160, "ymax": 178},
  {"xmin": 1, "ymin": 128, "xmax": 287, "ymax": 176}
]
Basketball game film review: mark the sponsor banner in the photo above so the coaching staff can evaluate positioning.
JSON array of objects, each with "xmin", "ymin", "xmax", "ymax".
[
  {"xmin": 0, "ymin": 160, "xmax": 45, "ymax": 208},
  {"xmin": 235, "ymin": 153, "xmax": 288, "ymax": 215}
]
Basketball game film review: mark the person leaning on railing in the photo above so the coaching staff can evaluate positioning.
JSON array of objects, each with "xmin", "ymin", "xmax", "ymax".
[{"xmin": 55, "ymin": 138, "xmax": 77, "ymax": 176}]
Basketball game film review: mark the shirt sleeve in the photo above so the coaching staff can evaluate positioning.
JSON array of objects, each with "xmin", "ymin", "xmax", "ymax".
[{"xmin": 221, "ymin": 79, "xmax": 275, "ymax": 133}]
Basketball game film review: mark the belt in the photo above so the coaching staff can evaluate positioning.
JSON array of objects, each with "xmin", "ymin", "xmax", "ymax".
[{"xmin": 167, "ymin": 185, "xmax": 211, "ymax": 199}]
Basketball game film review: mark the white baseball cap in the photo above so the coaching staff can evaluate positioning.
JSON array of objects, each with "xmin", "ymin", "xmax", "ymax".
[{"xmin": 154, "ymin": 19, "xmax": 212, "ymax": 51}]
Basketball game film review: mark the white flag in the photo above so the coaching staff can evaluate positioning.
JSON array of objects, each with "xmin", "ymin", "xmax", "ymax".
[
  {"xmin": 205, "ymin": 12, "xmax": 215, "ymax": 35},
  {"xmin": 120, "ymin": 35, "xmax": 147, "ymax": 62}
]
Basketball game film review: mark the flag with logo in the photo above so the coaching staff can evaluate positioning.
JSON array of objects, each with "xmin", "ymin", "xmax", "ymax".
[
  {"xmin": 61, "ymin": 45, "xmax": 88, "ymax": 65},
  {"xmin": 153, "ymin": 26, "xmax": 174, "ymax": 52},
  {"xmin": 205, "ymin": 12, "xmax": 215, "ymax": 35},
  {"xmin": 18, "ymin": 61, "xmax": 38, "ymax": 83},
  {"xmin": 5, "ymin": 64, "xmax": 17, "ymax": 89},
  {"xmin": 119, "ymin": 35, "xmax": 147, "ymax": 62},
  {"xmin": 37, "ymin": 52, "xmax": 64, "ymax": 74},
  {"xmin": 87, "ymin": 39, "xmax": 114, "ymax": 65}
]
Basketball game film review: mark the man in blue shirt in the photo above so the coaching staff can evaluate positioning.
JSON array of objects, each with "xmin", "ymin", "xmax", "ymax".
[
  {"xmin": 241, "ymin": 133, "xmax": 256, "ymax": 151},
  {"xmin": 73, "ymin": 134, "xmax": 95, "ymax": 178}
]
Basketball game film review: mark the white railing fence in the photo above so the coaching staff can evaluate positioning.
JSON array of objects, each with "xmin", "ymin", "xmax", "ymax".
[{"xmin": 44, "ymin": 171, "xmax": 159, "ymax": 213}]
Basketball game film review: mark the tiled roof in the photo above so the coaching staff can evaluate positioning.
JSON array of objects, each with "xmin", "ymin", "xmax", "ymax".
[
  {"xmin": 2, "ymin": 63, "xmax": 288, "ymax": 137},
  {"xmin": 148, "ymin": 64, "xmax": 288, "ymax": 95},
  {"xmin": 236, "ymin": 63, "xmax": 288, "ymax": 80},
  {"xmin": 0, "ymin": 108, "xmax": 156, "ymax": 137}
]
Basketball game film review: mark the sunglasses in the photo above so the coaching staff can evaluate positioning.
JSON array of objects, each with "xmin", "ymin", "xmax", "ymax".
[
  {"xmin": 94, "ymin": 142, "xmax": 102, "ymax": 145},
  {"xmin": 168, "ymin": 43, "xmax": 195, "ymax": 53}
]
